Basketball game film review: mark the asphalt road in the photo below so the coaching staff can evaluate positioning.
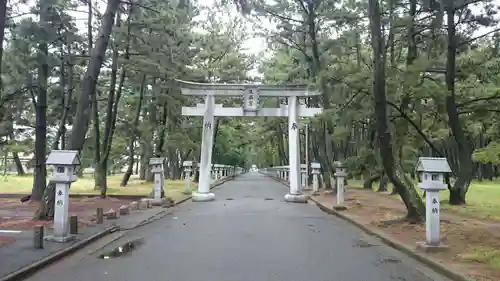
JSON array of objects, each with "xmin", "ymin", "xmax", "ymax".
[{"xmin": 24, "ymin": 172, "xmax": 452, "ymax": 281}]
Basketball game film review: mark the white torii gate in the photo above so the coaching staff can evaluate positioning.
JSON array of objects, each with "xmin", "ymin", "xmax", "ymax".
[{"xmin": 178, "ymin": 79, "xmax": 322, "ymax": 203}]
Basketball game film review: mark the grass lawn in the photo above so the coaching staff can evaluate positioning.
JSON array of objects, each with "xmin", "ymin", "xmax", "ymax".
[
  {"xmin": 0, "ymin": 174, "xmax": 198, "ymax": 202},
  {"xmin": 346, "ymin": 178, "xmax": 500, "ymax": 220}
]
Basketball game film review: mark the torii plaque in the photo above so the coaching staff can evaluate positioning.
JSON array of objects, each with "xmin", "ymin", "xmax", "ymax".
[{"xmin": 178, "ymin": 79, "xmax": 322, "ymax": 203}]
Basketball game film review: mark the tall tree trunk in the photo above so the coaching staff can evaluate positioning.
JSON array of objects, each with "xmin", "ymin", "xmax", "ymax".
[
  {"xmin": 12, "ymin": 152, "xmax": 25, "ymax": 176},
  {"xmin": 0, "ymin": 0, "xmax": 6, "ymax": 96},
  {"xmin": 8, "ymin": 121, "xmax": 25, "ymax": 176},
  {"xmin": 121, "ymin": 142, "xmax": 135, "ymax": 186},
  {"xmin": 305, "ymin": 0, "xmax": 329, "ymax": 108},
  {"xmin": 363, "ymin": 173, "xmax": 380, "ymax": 190},
  {"xmin": 368, "ymin": 0, "xmax": 425, "ymax": 222},
  {"xmin": 445, "ymin": 4, "xmax": 473, "ymax": 205},
  {"xmin": 121, "ymin": 74, "xmax": 146, "ymax": 186},
  {"xmin": 303, "ymin": 1, "xmax": 334, "ymax": 188},
  {"xmin": 322, "ymin": 121, "xmax": 335, "ymax": 189},
  {"xmin": 212, "ymin": 117, "xmax": 221, "ymax": 164},
  {"xmin": 67, "ymin": 0, "xmax": 120, "ymax": 151},
  {"xmin": 31, "ymin": 0, "xmax": 50, "ymax": 220},
  {"xmin": 91, "ymin": 88, "xmax": 101, "ymax": 190},
  {"xmin": 145, "ymin": 78, "xmax": 158, "ymax": 182},
  {"xmin": 53, "ymin": 45, "xmax": 74, "ymax": 150},
  {"xmin": 90, "ymin": 0, "xmax": 101, "ymax": 190},
  {"xmin": 55, "ymin": 44, "xmax": 66, "ymax": 149},
  {"xmin": 94, "ymin": 6, "xmax": 131, "ymax": 196},
  {"xmin": 139, "ymin": 144, "xmax": 148, "ymax": 180},
  {"xmin": 194, "ymin": 169, "xmax": 200, "ymax": 183},
  {"xmin": 94, "ymin": 163, "xmax": 107, "ymax": 196},
  {"xmin": 156, "ymin": 100, "xmax": 168, "ymax": 155},
  {"xmin": 378, "ymin": 173, "xmax": 389, "ymax": 192}
]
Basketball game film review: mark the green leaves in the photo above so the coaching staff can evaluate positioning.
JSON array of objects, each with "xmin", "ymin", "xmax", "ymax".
[{"xmin": 473, "ymin": 142, "xmax": 500, "ymax": 165}]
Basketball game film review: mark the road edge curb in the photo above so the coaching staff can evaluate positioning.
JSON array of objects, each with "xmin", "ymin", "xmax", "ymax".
[
  {"xmin": 174, "ymin": 175, "xmax": 236, "ymax": 205},
  {"xmin": 0, "ymin": 225, "xmax": 117, "ymax": 281},
  {"xmin": 261, "ymin": 172, "xmax": 473, "ymax": 281},
  {"xmin": 0, "ymin": 176, "xmax": 236, "ymax": 281}
]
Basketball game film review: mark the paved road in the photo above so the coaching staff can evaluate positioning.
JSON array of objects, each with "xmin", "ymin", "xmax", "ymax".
[{"xmin": 25, "ymin": 173, "xmax": 451, "ymax": 281}]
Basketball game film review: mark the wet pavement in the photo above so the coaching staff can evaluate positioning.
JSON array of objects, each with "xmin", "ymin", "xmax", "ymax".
[{"xmin": 24, "ymin": 173, "xmax": 452, "ymax": 281}]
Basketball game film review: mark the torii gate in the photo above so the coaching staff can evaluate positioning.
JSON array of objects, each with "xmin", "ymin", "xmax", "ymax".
[{"xmin": 178, "ymin": 79, "xmax": 322, "ymax": 203}]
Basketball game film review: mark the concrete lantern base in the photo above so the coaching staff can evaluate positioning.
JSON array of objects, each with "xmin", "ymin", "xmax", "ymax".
[
  {"xmin": 333, "ymin": 205, "xmax": 347, "ymax": 211},
  {"xmin": 416, "ymin": 241, "xmax": 449, "ymax": 253},
  {"xmin": 45, "ymin": 234, "xmax": 76, "ymax": 243},
  {"xmin": 284, "ymin": 193, "xmax": 308, "ymax": 203},
  {"xmin": 192, "ymin": 192, "xmax": 215, "ymax": 202},
  {"xmin": 151, "ymin": 198, "xmax": 166, "ymax": 206}
]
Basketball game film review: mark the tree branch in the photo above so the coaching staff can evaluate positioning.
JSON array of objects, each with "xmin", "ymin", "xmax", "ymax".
[
  {"xmin": 293, "ymin": 0, "xmax": 309, "ymax": 14},
  {"xmin": 458, "ymin": 27, "xmax": 500, "ymax": 47},
  {"xmin": 256, "ymin": 6, "xmax": 305, "ymax": 24},
  {"xmin": 386, "ymin": 101, "xmax": 444, "ymax": 157},
  {"xmin": 459, "ymin": 108, "xmax": 500, "ymax": 115},
  {"xmin": 120, "ymin": 1, "xmax": 159, "ymax": 13},
  {"xmin": 457, "ymin": 92, "xmax": 500, "ymax": 107},
  {"xmin": 272, "ymin": 35, "xmax": 310, "ymax": 59}
]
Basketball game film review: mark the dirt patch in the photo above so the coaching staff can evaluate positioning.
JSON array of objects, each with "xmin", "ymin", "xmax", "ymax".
[
  {"xmin": 310, "ymin": 189, "xmax": 500, "ymax": 281},
  {"xmin": 0, "ymin": 197, "xmax": 133, "ymax": 230},
  {"xmin": 0, "ymin": 236, "xmax": 16, "ymax": 246}
]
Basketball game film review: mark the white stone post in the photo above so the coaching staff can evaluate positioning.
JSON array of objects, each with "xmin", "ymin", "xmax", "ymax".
[
  {"xmin": 194, "ymin": 94, "xmax": 216, "ymax": 201},
  {"xmin": 183, "ymin": 161, "xmax": 193, "ymax": 195},
  {"xmin": 185, "ymin": 168, "xmax": 191, "ymax": 193},
  {"xmin": 45, "ymin": 150, "xmax": 80, "ymax": 243},
  {"xmin": 418, "ymin": 172, "xmax": 447, "ymax": 247},
  {"xmin": 149, "ymin": 158, "xmax": 164, "ymax": 201},
  {"xmin": 214, "ymin": 165, "xmax": 220, "ymax": 181},
  {"xmin": 425, "ymin": 189, "xmax": 441, "ymax": 244},
  {"xmin": 311, "ymin": 162, "xmax": 321, "ymax": 195},
  {"xmin": 334, "ymin": 162, "xmax": 347, "ymax": 210},
  {"xmin": 300, "ymin": 164, "xmax": 307, "ymax": 190},
  {"xmin": 285, "ymin": 96, "xmax": 307, "ymax": 203},
  {"xmin": 53, "ymin": 182, "xmax": 71, "ymax": 241}
]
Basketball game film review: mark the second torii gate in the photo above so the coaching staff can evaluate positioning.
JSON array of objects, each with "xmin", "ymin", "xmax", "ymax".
[{"xmin": 178, "ymin": 79, "xmax": 322, "ymax": 203}]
